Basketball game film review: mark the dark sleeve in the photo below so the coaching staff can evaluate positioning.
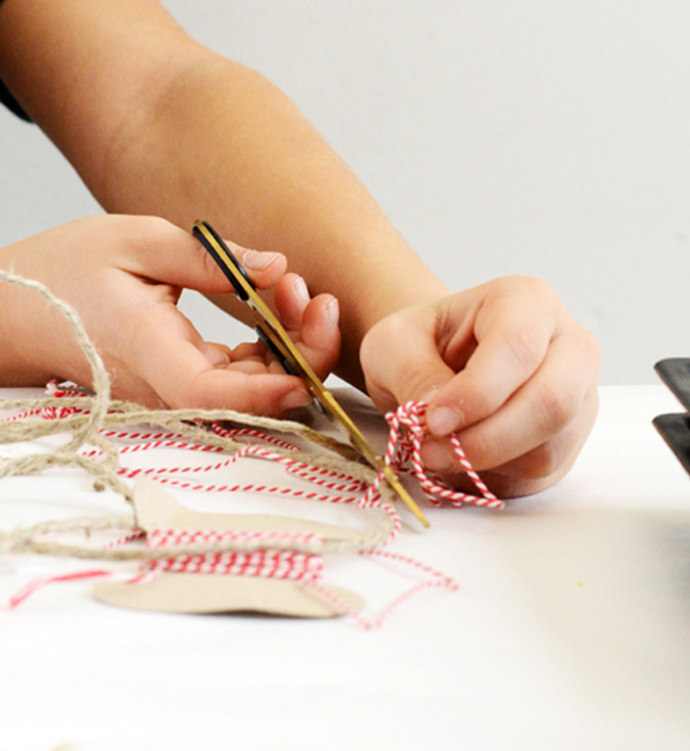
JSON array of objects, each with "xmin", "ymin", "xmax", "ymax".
[
  {"xmin": 0, "ymin": 79, "xmax": 31, "ymax": 122},
  {"xmin": 0, "ymin": 0, "xmax": 32, "ymax": 122}
]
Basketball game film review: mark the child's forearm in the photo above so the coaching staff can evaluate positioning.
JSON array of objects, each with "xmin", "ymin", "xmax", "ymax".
[
  {"xmin": 98, "ymin": 54, "xmax": 448, "ymax": 380},
  {"xmin": 0, "ymin": 1, "xmax": 446, "ymax": 383}
]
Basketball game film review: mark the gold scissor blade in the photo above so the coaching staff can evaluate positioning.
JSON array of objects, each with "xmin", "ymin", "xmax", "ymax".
[
  {"xmin": 193, "ymin": 220, "xmax": 430, "ymax": 528},
  {"xmin": 256, "ymin": 320, "xmax": 429, "ymax": 527}
]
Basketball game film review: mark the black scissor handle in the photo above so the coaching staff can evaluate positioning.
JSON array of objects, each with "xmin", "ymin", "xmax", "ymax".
[{"xmin": 192, "ymin": 220, "xmax": 253, "ymax": 301}]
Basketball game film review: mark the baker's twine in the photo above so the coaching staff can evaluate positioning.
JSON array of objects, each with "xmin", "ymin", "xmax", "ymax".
[{"xmin": 0, "ymin": 270, "xmax": 502, "ymax": 624}]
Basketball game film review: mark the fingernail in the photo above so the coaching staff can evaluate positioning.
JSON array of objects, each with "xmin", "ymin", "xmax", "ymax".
[
  {"xmin": 293, "ymin": 276, "xmax": 310, "ymax": 306},
  {"xmin": 208, "ymin": 350, "xmax": 231, "ymax": 367},
  {"xmin": 243, "ymin": 249, "xmax": 282, "ymax": 271},
  {"xmin": 326, "ymin": 296, "xmax": 339, "ymax": 327},
  {"xmin": 202, "ymin": 344, "xmax": 231, "ymax": 367},
  {"xmin": 280, "ymin": 390, "xmax": 313, "ymax": 411},
  {"xmin": 426, "ymin": 406, "xmax": 462, "ymax": 436}
]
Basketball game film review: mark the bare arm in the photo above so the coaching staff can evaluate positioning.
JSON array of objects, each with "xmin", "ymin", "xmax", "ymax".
[
  {"xmin": 0, "ymin": 0, "xmax": 600, "ymax": 495},
  {"xmin": 0, "ymin": 0, "xmax": 446, "ymax": 387}
]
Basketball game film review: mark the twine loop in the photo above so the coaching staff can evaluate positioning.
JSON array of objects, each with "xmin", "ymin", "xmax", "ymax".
[{"xmin": 383, "ymin": 401, "xmax": 503, "ymax": 509}]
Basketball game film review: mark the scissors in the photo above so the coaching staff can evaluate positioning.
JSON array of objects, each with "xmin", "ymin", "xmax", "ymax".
[{"xmin": 193, "ymin": 220, "xmax": 429, "ymax": 528}]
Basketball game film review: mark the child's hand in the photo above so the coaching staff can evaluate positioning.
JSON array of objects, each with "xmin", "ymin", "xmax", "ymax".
[
  {"xmin": 0, "ymin": 215, "xmax": 340, "ymax": 413},
  {"xmin": 359, "ymin": 276, "xmax": 600, "ymax": 497}
]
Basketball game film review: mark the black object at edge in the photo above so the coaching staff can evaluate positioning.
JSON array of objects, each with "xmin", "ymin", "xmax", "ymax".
[
  {"xmin": 0, "ymin": 80, "xmax": 31, "ymax": 122},
  {"xmin": 655, "ymin": 358, "xmax": 690, "ymax": 412},
  {"xmin": 654, "ymin": 358, "xmax": 690, "ymax": 476},
  {"xmin": 653, "ymin": 413, "xmax": 690, "ymax": 476}
]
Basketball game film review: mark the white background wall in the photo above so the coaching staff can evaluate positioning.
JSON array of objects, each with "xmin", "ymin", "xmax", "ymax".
[{"xmin": 2, "ymin": 0, "xmax": 689, "ymax": 385}]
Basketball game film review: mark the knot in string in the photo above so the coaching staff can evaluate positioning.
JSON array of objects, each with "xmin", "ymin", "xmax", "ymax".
[{"xmin": 382, "ymin": 401, "xmax": 503, "ymax": 510}]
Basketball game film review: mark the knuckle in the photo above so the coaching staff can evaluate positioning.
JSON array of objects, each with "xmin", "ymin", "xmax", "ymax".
[
  {"xmin": 536, "ymin": 383, "xmax": 576, "ymax": 434},
  {"xmin": 127, "ymin": 215, "xmax": 180, "ymax": 250},
  {"xmin": 493, "ymin": 274, "xmax": 558, "ymax": 302},
  {"xmin": 520, "ymin": 443, "xmax": 560, "ymax": 480},
  {"xmin": 522, "ymin": 275, "xmax": 559, "ymax": 303},
  {"xmin": 398, "ymin": 359, "xmax": 446, "ymax": 399},
  {"xmin": 581, "ymin": 328, "xmax": 602, "ymax": 369},
  {"xmin": 503, "ymin": 327, "xmax": 543, "ymax": 371}
]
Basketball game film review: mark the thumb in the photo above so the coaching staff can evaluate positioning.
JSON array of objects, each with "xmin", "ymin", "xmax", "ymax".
[{"xmin": 361, "ymin": 316, "xmax": 456, "ymax": 412}]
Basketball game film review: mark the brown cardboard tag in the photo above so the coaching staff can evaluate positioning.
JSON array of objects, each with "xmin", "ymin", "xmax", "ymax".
[
  {"xmin": 132, "ymin": 477, "xmax": 361, "ymax": 540},
  {"xmin": 93, "ymin": 479, "xmax": 363, "ymax": 618},
  {"xmin": 94, "ymin": 574, "xmax": 361, "ymax": 617}
]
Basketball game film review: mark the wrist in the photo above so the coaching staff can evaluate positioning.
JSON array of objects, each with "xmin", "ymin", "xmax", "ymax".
[{"xmin": 331, "ymin": 238, "xmax": 448, "ymax": 389}]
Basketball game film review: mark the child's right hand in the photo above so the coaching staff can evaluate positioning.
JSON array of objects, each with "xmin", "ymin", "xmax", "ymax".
[{"xmin": 0, "ymin": 215, "xmax": 340, "ymax": 413}]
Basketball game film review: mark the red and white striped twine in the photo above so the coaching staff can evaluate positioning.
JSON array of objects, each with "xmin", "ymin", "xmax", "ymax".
[
  {"xmin": 4, "ymin": 385, "xmax": 503, "ymax": 624},
  {"xmin": 141, "ymin": 528, "xmax": 324, "ymax": 580},
  {"xmin": 384, "ymin": 401, "xmax": 503, "ymax": 509}
]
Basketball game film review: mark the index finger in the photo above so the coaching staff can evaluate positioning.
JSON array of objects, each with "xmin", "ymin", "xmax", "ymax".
[{"xmin": 426, "ymin": 281, "xmax": 558, "ymax": 436}]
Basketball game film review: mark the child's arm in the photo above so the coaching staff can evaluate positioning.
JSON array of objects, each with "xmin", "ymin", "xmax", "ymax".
[
  {"xmin": 0, "ymin": 0, "xmax": 600, "ymax": 494},
  {"xmin": 0, "ymin": 0, "xmax": 445, "ymax": 385}
]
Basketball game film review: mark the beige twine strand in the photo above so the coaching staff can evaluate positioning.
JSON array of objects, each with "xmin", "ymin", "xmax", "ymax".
[{"xmin": 0, "ymin": 270, "xmax": 396, "ymax": 560}]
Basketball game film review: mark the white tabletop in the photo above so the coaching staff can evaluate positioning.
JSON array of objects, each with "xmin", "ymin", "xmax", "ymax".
[{"xmin": 2, "ymin": 384, "xmax": 690, "ymax": 751}]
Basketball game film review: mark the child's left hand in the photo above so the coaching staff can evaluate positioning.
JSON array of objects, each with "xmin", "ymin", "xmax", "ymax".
[{"xmin": 359, "ymin": 276, "xmax": 600, "ymax": 497}]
